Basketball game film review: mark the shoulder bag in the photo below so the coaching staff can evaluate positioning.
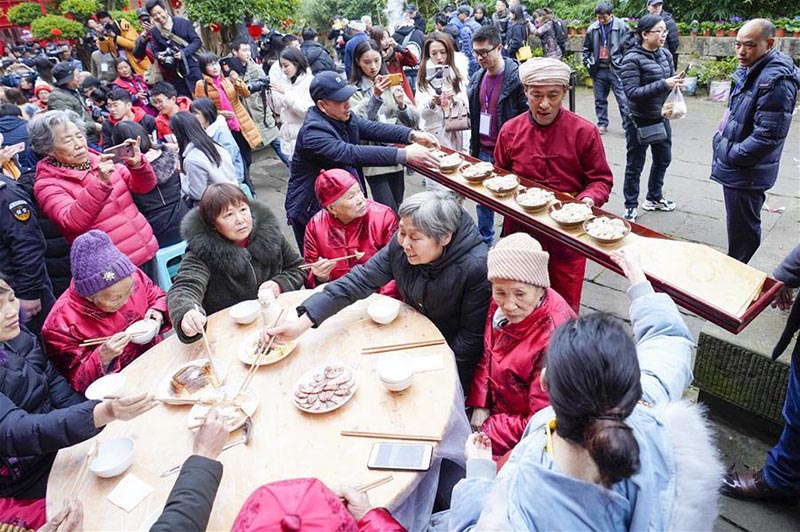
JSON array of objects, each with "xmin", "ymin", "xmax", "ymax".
[{"xmin": 443, "ymin": 99, "xmax": 471, "ymax": 132}]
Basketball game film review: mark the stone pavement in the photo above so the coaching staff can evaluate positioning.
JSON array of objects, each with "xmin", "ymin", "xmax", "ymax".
[{"xmin": 247, "ymin": 87, "xmax": 800, "ymax": 529}]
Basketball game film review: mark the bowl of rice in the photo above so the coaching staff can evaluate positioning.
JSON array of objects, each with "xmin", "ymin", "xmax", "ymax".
[
  {"xmin": 460, "ymin": 161, "xmax": 495, "ymax": 183},
  {"xmin": 483, "ymin": 174, "xmax": 520, "ymax": 198},
  {"xmin": 514, "ymin": 187, "xmax": 555, "ymax": 213},
  {"xmin": 439, "ymin": 153, "xmax": 464, "ymax": 173},
  {"xmin": 548, "ymin": 201, "xmax": 593, "ymax": 228},
  {"xmin": 583, "ymin": 216, "xmax": 631, "ymax": 244}
]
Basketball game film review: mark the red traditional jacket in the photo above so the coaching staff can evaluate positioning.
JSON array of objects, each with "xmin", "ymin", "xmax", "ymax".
[
  {"xmin": 304, "ymin": 200, "xmax": 400, "ymax": 297},
  {"xmin": 467, "ymin": 288, "xmax": 575, "ymax": 458},
  {"xmin": 41, "ymin": 269, "xmax": 170, "ymax": 392}
]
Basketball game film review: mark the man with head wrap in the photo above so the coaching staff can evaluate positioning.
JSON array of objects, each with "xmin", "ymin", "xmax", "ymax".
[{"xmin": 494, "ymin": 57, "xmax": 614, "ymax": 312}]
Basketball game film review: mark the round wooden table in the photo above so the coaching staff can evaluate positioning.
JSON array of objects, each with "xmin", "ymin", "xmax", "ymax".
[{"xmin": 47, "ymin": 290, "xmax": 460, "ymax": 530}]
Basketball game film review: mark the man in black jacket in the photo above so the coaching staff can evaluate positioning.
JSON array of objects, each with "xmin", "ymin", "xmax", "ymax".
[
  {"xmin": 646, "ymin": 0, "xmax": 679, "ymax": 68},
  {"xmin": 407, "ymin": 4, "xmax": 427, "ymax": 33},
  {"xmin": 467, "ymin": 25, "xmax": 528, "ymax": 246},
  {"xmin": 300, "ymin": 28, "xmax": 337, "ymax": 74}
]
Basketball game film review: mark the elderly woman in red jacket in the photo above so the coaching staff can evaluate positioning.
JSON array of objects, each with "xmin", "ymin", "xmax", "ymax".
[
  {"xmin": 30, "ymin": 110, "xmax": 159, "ymax": 279},
  {"xmin": 304, "ymin": 168, "xmax": 399, "ymax": 297},
  {"xmin": 42, "ymin": 230, "xmax": 169, "ymax": 393},
  {"xmin": 467, "ymin": 232, "xmax": 575, "ymax": 460}
]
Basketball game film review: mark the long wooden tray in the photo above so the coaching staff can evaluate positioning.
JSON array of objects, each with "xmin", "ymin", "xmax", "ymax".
[{"xmin": 407, "ymin": 148, "xmax": 782, "ymax": 334}]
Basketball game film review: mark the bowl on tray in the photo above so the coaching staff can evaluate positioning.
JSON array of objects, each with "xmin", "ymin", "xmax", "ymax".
[
  {"xmin": 548, "ymin": 200, "xmax": 593, "ymax": 229},
  {"xmin": 483, "ymin": 174, "xmax": 520, "ymax": 198}
]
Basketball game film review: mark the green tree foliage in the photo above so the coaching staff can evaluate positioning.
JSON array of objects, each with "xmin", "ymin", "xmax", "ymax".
[
  {"xmin": 183, "ymin": 0, "xmax": 298, "ymax": 28},
  {"xmin": 6, "ymin": 2, "xmax": 45, "ymax": 26},
  {"xmin": 299, "ymin": 0, "xmax": 387, "ymax": 35},
  {"xmin": 59, "ymin": 0, "xmax": 101, "ymax": 22},
  {"xmin": 30, "ymin": 14, "xmax": 86, "ymax": 39},
  {"xmin": 110, "ymin": 9, "xmax": 141, "ymax": 30}
]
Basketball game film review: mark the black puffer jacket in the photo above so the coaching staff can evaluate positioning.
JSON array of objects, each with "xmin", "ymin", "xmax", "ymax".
[
  {"xmin": 133, "ymin": 148, "xmax": 189, "ymax": 247},
  {"xmin": 619, "ymin": 44, "xmax": 674, "ymax": 122},
  {"xmin": 168, "ymin": 200, "xmax": 305, "ymax": 343},
  {"xmin": 0, "ymin": 326, "xmax": 100, "ymax": 499},
  {"xmin": 299, "ymin": 41, "xmax": 337, "ymax": 75},
  {"xmin": 301, "ymin": 210, "xmax": 491, "ymax": 392}
]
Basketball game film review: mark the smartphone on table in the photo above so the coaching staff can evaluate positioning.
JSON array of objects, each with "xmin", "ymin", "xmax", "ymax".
[
  {"xmin": 103, "ymin": 142, "xmax": 134, "ymax": 164},
  {"xmin": 367, "ymin": 442, "xmax": 434, "ymax": 472}
]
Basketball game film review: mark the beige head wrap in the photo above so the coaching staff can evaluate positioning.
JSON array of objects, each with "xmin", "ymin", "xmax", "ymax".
[{"xmin": 518, "ymin": 58, "xmax": 572, "ymax": 87}]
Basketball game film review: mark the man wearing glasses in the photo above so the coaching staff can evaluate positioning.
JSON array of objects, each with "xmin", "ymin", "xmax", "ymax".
[
  {"xmin": 466, "ymin": 26, "xmax": 528, "ymax": 246},
  {"xmin": 710, "ymin": 18, "xmax": 799, "ymax": 265}
]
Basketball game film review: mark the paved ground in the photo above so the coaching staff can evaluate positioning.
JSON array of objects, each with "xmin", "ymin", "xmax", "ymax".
[{"xmin": 247, "ymin": 88, "xmax": 800, "ymax": 528}]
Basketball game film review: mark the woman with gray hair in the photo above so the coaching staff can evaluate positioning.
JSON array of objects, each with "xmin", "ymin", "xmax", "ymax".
[
  {"xmin": 269, "ymin": 190, "xmax": 491, "ymax": 392},
  {"xmin": 31, "ymin": 110, "xmax": 159, "ymax": 277}
]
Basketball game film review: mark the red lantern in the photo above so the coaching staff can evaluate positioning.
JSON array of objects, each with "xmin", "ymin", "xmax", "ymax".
[
  {"xmin": 51, "ymin": 28, "xmax": 62, "ymax": 37},
  {"xmin": 247, "ymin": 24, "xmax": 262, "ymax": 38},
  {"xmin": 209, "ymin": 23, "xmax": 220, "ymax": 33},
  {"xmin": 171, "ymin": 0, "xmax": 182, "ymax": 8}
]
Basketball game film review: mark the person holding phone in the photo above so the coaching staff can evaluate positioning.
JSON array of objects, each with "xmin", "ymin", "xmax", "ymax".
[
  {"xmin": 370, "ymin": 25, "xmax": 417, "ymax": 104},
  {"xmin": 349, "ymin": 39, "xmax": 420, "ymax": 213},
  {"xmin": 268, "ymin": 47, "xmax": 313, "ymax": 164},
  {"xmin": 618, "ymin": 15, "xmax": 683, "ymax": 223}
]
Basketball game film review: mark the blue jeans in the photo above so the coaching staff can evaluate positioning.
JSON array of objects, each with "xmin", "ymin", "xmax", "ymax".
[
  {"xmin": 270, "ymin": 138, "xmax": 291, "ymax": 169},
  {"xmin": 592, "ymin": 68, "xmax": 630, "ymax": 129},
  {"xmin": 476, "ymin": 151, "xmax": 496, "ymax": 246},
  {"xmin": 764, "ymin": 341, "xmax": 800, "ymax": 493},
  {"xmin": 623, "ymin": 120, "xmax": 672, "ymax": 209}
]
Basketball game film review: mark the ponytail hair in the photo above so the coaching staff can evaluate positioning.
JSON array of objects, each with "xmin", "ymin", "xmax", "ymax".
[{"xmin": 546, "ymin": 313, "xmax": 642, "ymax": 486}]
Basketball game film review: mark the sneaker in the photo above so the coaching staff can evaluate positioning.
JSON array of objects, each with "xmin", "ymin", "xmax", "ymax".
[
  {"xmin": 598, "ymin": 126, "xmax": 608, "ymax": 135},
  {"xmin": 624, "ymin": 207, "xmax": 637, "ymax": 222},
  {"xmin": 642, "ymin": 198, "xmax": 676, "ymax": 211}
]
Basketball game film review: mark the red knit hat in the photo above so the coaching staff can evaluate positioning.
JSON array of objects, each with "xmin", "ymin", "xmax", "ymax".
[
  {"xmin": 231, "ymin": 478, "xmax": 359, "ymax": 532},
  {"xmin": 34, "ymin": 84, "xmax": 52, "ymax": 97},
  {"xmin": 315, "ymin": 169, "xmax": 358, "ymax": 208}
]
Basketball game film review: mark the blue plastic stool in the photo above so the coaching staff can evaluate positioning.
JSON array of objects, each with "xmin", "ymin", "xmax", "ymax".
[
  {"xmin": 155, "ymin": 240, "xmax": 187, "ymax": 291},
  {"xmin": 239, "ymin": 183, "xmax": 254, "ymax": 199}
]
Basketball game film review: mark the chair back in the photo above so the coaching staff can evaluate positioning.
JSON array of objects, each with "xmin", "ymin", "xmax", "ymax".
[{"xmin": 155, "ymin": 240, "xmax": 188, "ymax": 291}]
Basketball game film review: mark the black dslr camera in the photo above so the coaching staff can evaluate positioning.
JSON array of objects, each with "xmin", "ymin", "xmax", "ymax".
[
  {"xmin": 246, "ymin": 76, "xmax": 270, "ymax": 93},
  {"xmin": 157, "ymin": 40, "xmax": 182, "ymax": 69}
]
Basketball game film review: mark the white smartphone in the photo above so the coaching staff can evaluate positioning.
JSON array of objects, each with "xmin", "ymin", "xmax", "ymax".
[{"xmin": 367, "ymin": 442, "xmax": 434, "ymax": 472}]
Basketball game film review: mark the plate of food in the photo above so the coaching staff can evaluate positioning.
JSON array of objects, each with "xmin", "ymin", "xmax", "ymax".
[
  {"xmin": 237, "ymin": 330, "xmax": 298, "ymax": 366},
  {"xmin": 514, "ymin": 187, "xmax": 555, "ymax": 213},
  {"xmin": 292, "ymin": 364, "xmax": 358, "ymax": 414},
  {"xmin": 483, "ymin": 174, "xmax": 520, "ymax": 198},
  {"xmin": 460, "ymin": 161, "xmax": 495, "ymax": 182},
  {"xmin": 583, "ymin": 216, "xmax": 631, "ymax": 244},
  {"xmin": 187, "ymin": 384, "xmax": 258, "ymax": 431},
  {"xmin": 439, "ymin": 153, "xmax": 463, "ymax": 173},
  {"xmin": 548, "ymin": 201, "xmax": 593, "ymax": 228},
  {"xmin": 159, "ymin": 359, "xmax": 227, "ymax": 403}
]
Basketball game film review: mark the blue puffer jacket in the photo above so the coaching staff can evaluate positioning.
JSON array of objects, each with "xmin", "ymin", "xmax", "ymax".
[
  {"xmin": 287, "ymin": 106, "xmax": 413, "ymax": 226},
  {"xmin": 0, "ymin": 326, "xmax": 100, "ymax": 499},
  {"xmin": 711, "ymin": 50, "xmax": 800, "ymax": 191},
  {"xmin": 0, "ymin": 115, "xmax": 36, "ymax": 173}
]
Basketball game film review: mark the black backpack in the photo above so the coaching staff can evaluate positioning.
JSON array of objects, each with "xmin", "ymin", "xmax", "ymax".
[{"xmin": 553, "ymin": 19, "xmax": 567, "ymax": 53}]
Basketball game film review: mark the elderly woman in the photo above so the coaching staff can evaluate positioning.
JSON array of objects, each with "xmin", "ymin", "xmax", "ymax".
[
  {"xmin": 304, "ymin": 168, "xmax": 398, "ymax": 295},
  {"xmin": 42, "ymin": 230, "xmax": 169, "ymax": 393},
  {"xmin": 30, "ymin": 110, "xmax": 160, "ymax": 279},
  {"xmin": 0, "ymin": 274, "xmax": 155, "ymax": 529},
  {"xmin": 168, "ymin": 183, "xmax": 305, "ymax": 344},
  {"xmin": 467, "ymin": 233, "xmax": 575, "ymax": 459},
  {"xmin": 432, "ymin": 248, "xmax": 724, "ymax": 531},
  {"xmin": 270, "ymin": 191, "xmax": 490, "ymax": 392}
]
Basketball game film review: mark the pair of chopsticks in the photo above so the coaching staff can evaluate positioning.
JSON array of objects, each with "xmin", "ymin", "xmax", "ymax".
[
  {"xmin": 361, "ymin": 339, "xmax": 446, "ymax": 355},
  {"xmin": 299, "ymin": 251, "xmax": 365, "ymax": 270},
  {"xmin": 235, "ymin": 309, "xmax": 286, "ymax": 397},
  {"xmin": 341, "ymin": 430, "xmax": 442, "ymax": 443},
  {"xmin": 355, "ymin": 475, "xmax": 394, "ymax": 493},
  {"xmin": 195, "ymin": 305, "xmax": 222, "ymax": 387},
  {"xmin": 67, "ymin": 440, "xmax": 98, "ymax": 499},
  {"xmin": 79, "ymin": 331, "xmax": 149, "ymax": 347}
]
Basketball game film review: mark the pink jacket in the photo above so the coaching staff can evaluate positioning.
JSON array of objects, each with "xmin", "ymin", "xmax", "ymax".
[
  {"xmin": 34, "ymin": 153, "xmax": 158, "ymax": 266},
  {"xmin": 41, "ymin": 269, "xmax": 169, "ymax": 392}
]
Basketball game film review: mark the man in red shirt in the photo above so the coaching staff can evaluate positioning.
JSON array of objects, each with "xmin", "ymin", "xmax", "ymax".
[{"xmin": 494, "ymin": 57, "xmax": 614, "ymax": 312}]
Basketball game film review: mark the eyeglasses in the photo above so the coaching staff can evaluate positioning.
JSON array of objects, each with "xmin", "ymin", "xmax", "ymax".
[
  {"xmin": 472, "ymin": 47, "xmax": 497, "ymax": 58},
  {"xmin": 645, "ymin": 29, "xmax": 668, "ymax": 35}
]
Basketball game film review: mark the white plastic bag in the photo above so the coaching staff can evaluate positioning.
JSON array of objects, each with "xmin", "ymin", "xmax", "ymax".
[{"xmin": 662, "ymin": 86, "xmax": 687, "ymax": 120}]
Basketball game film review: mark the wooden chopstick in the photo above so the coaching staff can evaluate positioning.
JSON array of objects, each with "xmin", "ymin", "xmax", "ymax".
[
  {"xmin": 299, "ymin": 251, "xmax": 364, "ymax": 270},
  {"xmin": 236, "ymin": 309, "xmax": 285, "ymax": 396},
  {"xmin": 361, "ymin": 339, "xmax": 446, "ymax": 354},
  {"xmin": 355, "ymin": 475, "xmax": 394, "ymax": 493},
  {"xmin": 196, "ymin": 309, "xmax": 222, "ymax": 387},
  {"xmin": 79, "ymin": 331, "xmax": 149, "ymax": 347},
  {"xmin": 340, "ymin": 430, "xmax": 442, "ymax": 443},
  {"xmin": 68, "ymin": 440, "xmax": 98, "ymax": 499}
]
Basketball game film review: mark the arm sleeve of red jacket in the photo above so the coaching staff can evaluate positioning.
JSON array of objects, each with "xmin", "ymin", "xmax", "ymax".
[
  {"xmin": 143, "ymin": 270, "xmax": 170, "ymax": 327},
  {"xmin": 493, "ymin": 127, "xmax": 514, "ymax": 172},
  {"xmin": 121, "ymin": 158, "xmax": 157, "ymax": 195},
  {"xmin": 358, "ymin": 508, "xmax": 406, "ymax": 531},
  {"xmin": 575, "ymin": 127, "xmax": 613, "ymax": 207},
  {"xmin": 466, "ymin": 312, "xmax": 493, "ymax": 408},
  {"xmin": 397, "ymin": 48, "xmax": 418, "ymax": 67},
  {"xmin": 303, "ymin": 218, "xmax": 321, "ymax": 288},
  {"xmin": 41, "ymin": 324, "xmax": 107, "ymax": 393},
  {"xmin": 34, "ymin": 172, "xmax": 113, "ymax": 236}
]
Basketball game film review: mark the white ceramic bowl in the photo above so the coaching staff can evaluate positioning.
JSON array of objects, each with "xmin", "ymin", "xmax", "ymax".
[
  {"xmin": 367, "ymin": 298, "xmax": 400, "ymax": 325},
  {"xmin": 125, "ymin": 319, "xmax": 159, "ymax": 345},
  {"xmin": 89, "ymin": 437, "xmax": 135, "ymax": 478},
  {"xmin": 229, "ymin": 300, "xmax": 260, "ymax": 325},
  {"xmin": 376, "ymin": 354, "xmax": 414, "ymax": 392},
  {"xmin": 84, "ymin": 373, "xmax": 126, "ymax": 400}
]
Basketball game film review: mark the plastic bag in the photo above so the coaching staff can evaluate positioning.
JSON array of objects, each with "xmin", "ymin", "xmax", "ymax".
[{"xmin": 662, "ymin": 86, "xmax": 687, "ymax": 120}]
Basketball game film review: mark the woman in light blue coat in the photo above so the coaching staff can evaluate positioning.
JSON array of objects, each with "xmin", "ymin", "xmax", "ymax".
[
  {"xmin": 432, "ymin": 247, "xmax": 724, "ymax": 532},
  {"xmin": 190, "ymin": 97, "xmax": 245, "ymax": 184}
]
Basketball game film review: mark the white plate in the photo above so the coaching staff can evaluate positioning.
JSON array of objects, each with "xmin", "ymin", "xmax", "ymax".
[
  {"xmin": 237, "ymin": 331, "xmax": 298, "ymax": 366},
  {"xmin": 187, "ymin": 384, "xmax": 258, "ymax": 431},
  {"xmin": 158, "ymin": 359, "xmax": 228, "ymax": 404},
  {"xmin": 85, "ymin": 373, "xmax": 126, "ymax": 400},
  {"xmin": 291, "ymin": 364, "xmax": 358, "ymax": 414}
]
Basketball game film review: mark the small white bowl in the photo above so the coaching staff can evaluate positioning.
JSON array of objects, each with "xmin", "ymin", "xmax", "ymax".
[
  {"xmin": 367, "ymin": 298, "xmax": 400, "ymax": 325},
  {"xmin": 84, "ymin": 373, "xmax": 126, "ymax": 401},
  {"xmin": 376, "ymin": 354, "xmax": 414, "ymax": 392},
  {"xmin": 125, "ymin": 319, "xmax": 159, "ymax": 345},
  {"xmin": 229, "ymin": 300, "xmax": 260, "ymax": 325},
  {"xmin": 90, "ymin": 437, "xmax": 135, "ymax": 478}
]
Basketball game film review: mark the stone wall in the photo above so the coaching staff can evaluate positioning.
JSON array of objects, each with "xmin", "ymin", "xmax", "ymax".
[{"xmin": 564, "ymin": 35, "xmax": 800, "ymax": 59}]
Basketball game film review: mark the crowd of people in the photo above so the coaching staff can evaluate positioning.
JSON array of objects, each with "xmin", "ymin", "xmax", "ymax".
[{"xmin": 0, "ymin": 0, "xmax": 798, "ymax": 529}]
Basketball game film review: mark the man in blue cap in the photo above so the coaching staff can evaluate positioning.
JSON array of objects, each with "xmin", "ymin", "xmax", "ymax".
[{"xmin": 288, "ymin": 72, "xmax": 441, "ymax": 250}]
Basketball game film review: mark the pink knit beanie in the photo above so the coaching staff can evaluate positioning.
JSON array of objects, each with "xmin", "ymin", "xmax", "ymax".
[{"xmin": 487, "ymin": 232, "xmax": 550, "ymax": 287}]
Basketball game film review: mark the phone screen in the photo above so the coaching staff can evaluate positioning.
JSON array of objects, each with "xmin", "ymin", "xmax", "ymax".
[
  {"xmin": 104, "ymin": 144, "xmax": 134, "ymax": 164},
  {"xmin": 368, "ymin": 443, "xmax": 432, "ymax": 471}
]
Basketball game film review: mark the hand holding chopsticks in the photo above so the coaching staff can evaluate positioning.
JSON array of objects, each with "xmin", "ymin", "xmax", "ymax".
[
  {"xmin": 361, "ymin": 339, "xmax": 446, "ymax": 355},
  {"xmin": 195, "ymin": 304, "xmax": 222, "ymax": 387},
  {"xmin": 79, "ymin": 331, "xmax": 142, "ymax": 348},
  {"xmin": 299, "ymin": 251, "xmax": 365, "ymax": 270},
  {"xmin": 235, "ymin": 309, "xmax": 286, "ymax": 403}
]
